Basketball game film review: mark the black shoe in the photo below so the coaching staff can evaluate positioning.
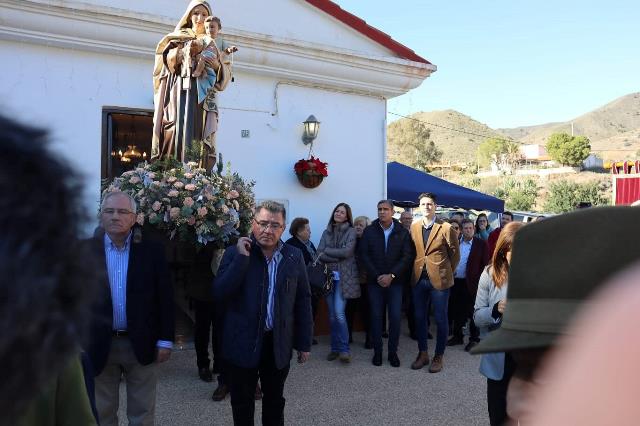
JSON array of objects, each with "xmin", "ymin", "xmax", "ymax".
[
  {"xmin": 312, "ymin": 338, "xmax": 318, "ymax": 345},
  {"xmin": 388, "ymin": 352, "xmax": 400, "ymax": 367},
  {"xmin": 211, "ymin": 383, "xmax": 228, "ymax": 401},
  {"xmin": 428, "ymin": 332, "xmax": 433, "ymax": 339},
  {"xmin": 198, "ymin": 367, "xmax": 213, "ymax": 382},
  {"xmin": 464, "ymin": 340, "xmax": 479, "ymax": 352},
  {"xmin": 446, "ymin": 336, "xmax": 464, "ymax": 346},
  {"xmin": 372, "ymin": 351, "xmax": 382, "ymax": 366}
]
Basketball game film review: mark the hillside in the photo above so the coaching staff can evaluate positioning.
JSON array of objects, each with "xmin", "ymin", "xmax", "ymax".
[
  {"xmin": 498, "ymin": 92, "xmax": 640, "ymax": 147},
  {"xmin": 387, "ymin": 110, "xmax": 506, "ymax": 164},
  {"xmin": 388, "ymin": 92, "xmax": 640, "ymax": 165}
]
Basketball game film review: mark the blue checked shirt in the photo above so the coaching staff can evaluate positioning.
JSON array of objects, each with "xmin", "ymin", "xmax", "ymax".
[
  {"xmin": 264, "ymin": 242, "xmax": 284, "ymax": 331},
  {"xmin": 104, "ymin": 232, "xmax": 172, "ymax": 349}
]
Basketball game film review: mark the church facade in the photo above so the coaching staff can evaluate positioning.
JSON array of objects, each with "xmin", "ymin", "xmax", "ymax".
[{"xmin": 0, "ymin": 0, "xmax": 434, "ymax": 239}]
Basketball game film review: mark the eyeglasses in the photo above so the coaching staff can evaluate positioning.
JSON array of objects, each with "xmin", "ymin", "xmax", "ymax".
[
  {"xmin": 254, "ymin": 219, "xmax": 283, "ymax": 231},
  {"xmin": 102, "ymin": 208, "xmax": 134, "ymax": 216}
]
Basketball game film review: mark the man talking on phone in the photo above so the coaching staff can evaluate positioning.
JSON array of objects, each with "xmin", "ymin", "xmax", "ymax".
[{"xmin": 213, "ymin": 200, "xmax": 312, "ymax": 426}]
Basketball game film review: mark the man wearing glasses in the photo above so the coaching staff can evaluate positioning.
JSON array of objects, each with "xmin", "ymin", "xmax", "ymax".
[
  {"xmin": 214, "ymin": 200, "xmax": 312, "ymax": 425},
  {"xmin": 88, "ymin": 191, "xmax": 174, "ymax": 426}
]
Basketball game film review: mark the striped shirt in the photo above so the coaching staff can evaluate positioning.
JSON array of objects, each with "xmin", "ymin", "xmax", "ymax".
[
  {"xmin": 104, "ymin": 232, "xmax": 172, "ymax": 349},
  {"xmin": 104, "ymin": 232, "xmax": 131, "ymax": 331},
  {"xmin": 265, "ymin": 242, "xmax": 284, "ymax": 331}
]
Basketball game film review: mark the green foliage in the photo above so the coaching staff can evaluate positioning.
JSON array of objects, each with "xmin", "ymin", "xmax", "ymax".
[
  {"xmin": 544, "ymin": 180, "xmax": 609, "ymax": 213},
  {"xmin": 546, "ymin": 132, "xmax": 591, "ymax": 166},
  {"xmin": 387, "ymin": 120, "xmax": 443, "ymax": 172},
  {"xmin": 493, "ymin": 178, "xmax": 538, "ymax": 211},
  {"xmin": 478, "ymin": 138, "xmax": 520, "ymax": 169}
]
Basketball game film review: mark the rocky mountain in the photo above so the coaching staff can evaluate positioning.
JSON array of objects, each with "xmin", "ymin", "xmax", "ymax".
[
  {"xmin": 387, "ymin": 110, "xmax": 505, "ymax": 164},
  {"xmin": 388, "ymin": 92, "xmax": 640, "ymax": 164},
  {"xmin": 496, "ymin": 92, "xmax": 640, "ymax": 148}
]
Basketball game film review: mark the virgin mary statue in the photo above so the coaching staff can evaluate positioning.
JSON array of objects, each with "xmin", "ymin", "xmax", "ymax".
[{"xmin": 152, "ymin": 0, "xmax": 232, "ymax": 170}]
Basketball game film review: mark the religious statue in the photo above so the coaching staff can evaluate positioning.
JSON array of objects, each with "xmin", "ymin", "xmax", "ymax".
[{"xmin": 152, "ymin": 0, "xmax": 236, "ymax": 171}]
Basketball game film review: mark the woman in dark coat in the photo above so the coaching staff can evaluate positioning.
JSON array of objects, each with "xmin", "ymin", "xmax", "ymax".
[{"xmin": 285, "ymin": 217, "xmax": 319, "ymax": 345}]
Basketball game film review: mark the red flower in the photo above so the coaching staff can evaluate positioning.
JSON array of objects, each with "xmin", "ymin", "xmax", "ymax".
[{"xmin": 294, "ymin": 156, "xmax": 328, "ymax": 177}]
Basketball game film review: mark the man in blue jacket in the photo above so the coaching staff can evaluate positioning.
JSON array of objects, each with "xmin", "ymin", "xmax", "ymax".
[{"xmin": 214, "ymin": 200, "xmax": 312, "ymax": 426}]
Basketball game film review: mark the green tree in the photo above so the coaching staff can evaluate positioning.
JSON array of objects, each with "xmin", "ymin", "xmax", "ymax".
[
  {"xmin": 478, "ymin": 137, "xmax": 520, "ymax": 170},
  {"xmin": 546, "ymin": 132, "xmax": 591, "ymax": 167},
  {"xmin": 387, "ymin": 120, "xmax": 442, "ymax": 172},
  {"xmin": 544, "ymin": 180, "xmax": 609, "ymax": 213},
  {"xmin": 493, "ymin": 177, "xmax": 538, "ymax": 211}
]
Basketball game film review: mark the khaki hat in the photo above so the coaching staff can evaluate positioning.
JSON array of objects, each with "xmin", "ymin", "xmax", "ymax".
[{"xmin": 472, "ymin": 206, "xmax": 640, "ymax": 354}]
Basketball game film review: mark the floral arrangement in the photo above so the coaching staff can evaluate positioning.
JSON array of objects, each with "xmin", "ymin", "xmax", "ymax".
[
  {"xmin": 294, "ymin": 156, "xmax": 328, "ymax": 177},
  {"xmin": 103, "ymin": 160, "xmax": 255, "ymax": 247}
]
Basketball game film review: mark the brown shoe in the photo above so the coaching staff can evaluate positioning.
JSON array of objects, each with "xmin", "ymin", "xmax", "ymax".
[
  {"xmin": 411, "ymin": 351, "xmax": 430, "ymax": 370},
  {"xmin": 211, "ymin": 383, "xmax": 228, "ymax": 401},
  {"xmin": 428, "ymin": 354, "xmax": 444, "ymax": 373}
]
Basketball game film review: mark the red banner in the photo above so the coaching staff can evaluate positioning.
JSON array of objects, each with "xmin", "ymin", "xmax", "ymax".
[{"xmin": 614, "ymin": 176, "xmax": 640, "ymax": 205}]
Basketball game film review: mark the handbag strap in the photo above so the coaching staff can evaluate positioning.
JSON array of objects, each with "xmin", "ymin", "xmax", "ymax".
[{"xmin": 311, "ymin": 251, "xmax": 324, "ymax": 267}]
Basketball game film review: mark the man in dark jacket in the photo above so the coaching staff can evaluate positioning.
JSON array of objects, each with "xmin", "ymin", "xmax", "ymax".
[
  {"xmin": 447, "ymin": 219, "xmax": 490, "ymax": 352},
  {"xmin": 359, "ymin": 200, "xmax": 416, "ymax": 367},
  {"xmin": 214, "ymin": 200, "xmax": 312, "ymax": 426},
  {"xmin": 88, "ymin": 191, "xmax": 174, "ymax": 426}
]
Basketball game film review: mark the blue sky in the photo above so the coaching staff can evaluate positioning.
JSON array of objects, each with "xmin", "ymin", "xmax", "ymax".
[{"xmin": 334, "ymin": 0, "xmax": 640, "ymax": 129}]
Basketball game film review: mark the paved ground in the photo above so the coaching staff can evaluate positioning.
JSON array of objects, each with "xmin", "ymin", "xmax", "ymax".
[{"xmin": 117, "ymin": 326, "xmax": 489, "ymax": 425}]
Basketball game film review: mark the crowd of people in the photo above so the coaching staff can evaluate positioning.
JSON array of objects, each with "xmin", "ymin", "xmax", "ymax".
[{"xmin": 6, "ymin": 109, "xmax": 640, "ymax": 426}]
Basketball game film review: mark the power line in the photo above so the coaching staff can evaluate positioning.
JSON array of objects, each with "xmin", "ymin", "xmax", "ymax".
[{"xmin": 388, "ymin": 111, "xmax": 525, "ymax": 145}]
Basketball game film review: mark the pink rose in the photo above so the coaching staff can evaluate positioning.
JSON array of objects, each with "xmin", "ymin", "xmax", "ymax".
[
  {"xmin": 183, "ymin": 197, "xmax": 194, "ymax": 208},
  {"xmin": 151, "ymin": 181, "xmax": 162, "ymax": 187},
  {"xmin": 216, "ymin": 219, "xmax": 224, "ymax": 227},
  {"xmin": 187, "ymin": 216, "xmax": 196, "ymax": 226},
  {"xmin": 167, "ymin": 176, "xmax": 177, "ymax": 183},
  {"xmin": 173, "ymin": 181, "xmax": 185, "ymax": 189},
  {"xmin": 147, "ymin": 172, "xmax": 156, "ymax": 179},
  {"xmin": 233, "ymin": 200, "xmax": 240, "ymax": 210},
  {"xmin": 152, "ymin": 201, "xmax": 162, "ymax": 211},
  {"xmin": 185, "ymin": 184, "xmax": 196, "ymax": 191},
  {"xmin": 202, "ymin": 178, "xmax": 210, "ymax": 184},
  {"xmin": 197, "ymin": 207, "xmax": 208, "ymax": 217},
  {"xmin": 227, "ymin": 190, "xmax": 240, "ymax": 199},
  {"xmin": 184, "ymin": 173, "xmax": 194, "ymax": 179},
  {"xmin": 129, "ymin": 176, "xmax": 141, "ymax": 184},
  {"xmin": 136, "ymin": 213, "xmax": 144, "ymax": 225},
  {"xmin": 221, "ymin": 204, "xmax": 229, "ymax": 214},
  {"xmin": 168, "ymin": 190, "xmax": 179, "ymax": 197},
  {"xmin": 169, "ymin": 207, "xmax": 181, "ymax": 219}
]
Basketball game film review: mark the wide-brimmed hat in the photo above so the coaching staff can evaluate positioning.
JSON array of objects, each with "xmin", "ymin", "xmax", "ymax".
[{"xmin": 472, "ymin": 206, "xmax": 640, "ymax": 354}]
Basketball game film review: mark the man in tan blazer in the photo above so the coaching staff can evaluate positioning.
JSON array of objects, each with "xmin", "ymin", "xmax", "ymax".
[{"xmin": 409, "ymin": 192, "xmax": 460, "ymax": 373}]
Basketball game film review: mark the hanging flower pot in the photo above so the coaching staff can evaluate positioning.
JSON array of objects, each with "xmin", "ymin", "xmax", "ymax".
[{"xmin": 294, "ymin": 156, "xmax": 328, "ymax": 189}]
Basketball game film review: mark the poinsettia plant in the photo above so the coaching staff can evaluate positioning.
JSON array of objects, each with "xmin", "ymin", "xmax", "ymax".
[
  {"xmin": 294, "ymin": 156, "xmax": 329, "ymax": 177},
  {"xmin": 102, "ymin": 159, "xmax": 255, "ymax": 247}
]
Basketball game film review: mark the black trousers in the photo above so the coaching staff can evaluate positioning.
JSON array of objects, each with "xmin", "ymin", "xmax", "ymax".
[
  {"xmin": 228, "ymin": 332, "xmax": 290, "ymax": 426},
  {"xmin": 449, "ymin": 278, "xmax": 479, "ymax": 341},
  {"xmin": 487, "ymin": 353, "xmax": 515, "ymax": 426},
  {"xmin": 193, "ymin": 299, "xmax": 217, "ymax": 369},
  {"xmin": 402, "ymin": 282, "xmax": 416, "ymax": 337}
]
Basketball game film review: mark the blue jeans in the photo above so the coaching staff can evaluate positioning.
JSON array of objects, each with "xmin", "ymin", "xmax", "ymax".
[
  {"xmin": 368, "ymin": 282, "xmax": 403, "ymax": 354},
  {"xmin": 325, "ymin": 279, "xmax": 349, "ymax": 353},
  {"xmin": 413, "ymin": 277, "xmax": 450, "ymax": 355}
]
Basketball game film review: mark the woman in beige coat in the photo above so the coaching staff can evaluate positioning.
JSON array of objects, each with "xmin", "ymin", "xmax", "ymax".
[{"xmin": 318, "ymin": 203, "xmax": 359, "ymax": 362}]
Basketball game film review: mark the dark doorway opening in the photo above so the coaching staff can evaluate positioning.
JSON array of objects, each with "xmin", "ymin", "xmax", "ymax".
[{"xmin": 101, "ymin": 108, "xmax": 153, "ymax": 182}]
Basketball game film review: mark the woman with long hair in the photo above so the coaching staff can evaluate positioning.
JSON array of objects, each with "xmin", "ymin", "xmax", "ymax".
[
  {"xmin": 474, "ymin": 221, "xmax": 524, "ymax": 425},
  {"xmin": 318, "ymin": 203, "xmax": 359, "ymax": 363},
  {"xmin": 350, "ymin": 215, "xmax": 372, "ymax": 348},
  {"xmin": 475, "ymin": 213, "xmax": 492, "ymax": 241}
]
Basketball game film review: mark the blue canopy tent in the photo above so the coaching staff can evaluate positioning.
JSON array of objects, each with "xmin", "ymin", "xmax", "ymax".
[{"xmin": 387, "ymin": 161, "xmax": 505, "ymax": 212}]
